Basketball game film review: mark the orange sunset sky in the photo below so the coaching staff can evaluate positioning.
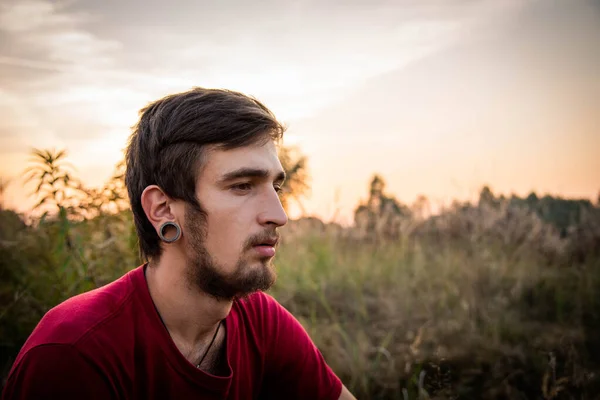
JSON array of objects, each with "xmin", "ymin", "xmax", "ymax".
[{"xmin": 1, "ymin": 0, "xmax": 598, "ymax": 225}]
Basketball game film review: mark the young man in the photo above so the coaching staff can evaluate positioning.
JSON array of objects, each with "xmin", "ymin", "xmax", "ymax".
[{"xmin": 2, "ymin": 88, "xmax": 356, "ymax": 399}]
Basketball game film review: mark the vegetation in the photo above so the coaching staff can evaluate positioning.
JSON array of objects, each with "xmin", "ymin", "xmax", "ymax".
[{"xmin": 1, "ymin": 149, "xmax": 599, "ymax": 399}]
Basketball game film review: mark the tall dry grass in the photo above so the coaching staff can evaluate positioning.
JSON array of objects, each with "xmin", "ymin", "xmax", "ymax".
[{"xmin": 273, "ymin": 202, "xmax": 600, "ymax": 399}]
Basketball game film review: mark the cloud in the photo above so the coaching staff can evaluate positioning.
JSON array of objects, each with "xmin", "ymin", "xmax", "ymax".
[
  {"xmin": 0, "ymin": 0, "xmax": 77, "ymax": 33},
  {"xmin": 0, "ymin": 0, "xmax": 526, "ymax": 137},
  {"xmin": 0, "ymin": 55, "xmax": 67, "ymax": 72},
  {"xmin": 130, "ymin": 0, "xmax": 529, "ymax": 121},
  {"xmin": 0, "ymin": 89, "xmax": 63, "ymax": 149},
  {"xmin": 0, "ymin": 0, "xmax": 121, "ymax": 67},
  {"xmin": 0, "ymin": 0, "xmax": 131, "ymax": 146}
]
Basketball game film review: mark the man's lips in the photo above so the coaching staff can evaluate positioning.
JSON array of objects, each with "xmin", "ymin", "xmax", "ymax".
[
  {"xmin": 253, "ymin": 244, "xmax": 276, "ymax": 257},
  {"xmin": 251, "ymin": 237, "xmax": 279, "ymax": 257},
  {"xmin": 252, "ymin": 237, "xmax": 279, "ymax": 247}
]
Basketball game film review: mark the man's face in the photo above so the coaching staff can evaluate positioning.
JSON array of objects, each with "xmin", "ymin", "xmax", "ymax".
[{"xmin": 182, "ymin": 139, "xmax": 288, "ymax": 300}]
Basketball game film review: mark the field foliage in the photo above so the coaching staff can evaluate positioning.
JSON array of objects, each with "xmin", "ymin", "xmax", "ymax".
[{"xmin": 1, "ymin": 152, "xmax": 599, "ymax": 399}]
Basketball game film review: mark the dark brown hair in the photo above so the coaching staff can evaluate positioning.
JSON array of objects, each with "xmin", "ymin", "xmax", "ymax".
[{"xmin": 125, "ymin": 87, "xmax": 285, "ymax": 261}]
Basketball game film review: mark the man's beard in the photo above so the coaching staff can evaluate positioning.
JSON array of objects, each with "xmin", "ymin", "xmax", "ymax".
[{"xmin": 183, "ymin": 204, "xmax": 277, "ymax": 301}]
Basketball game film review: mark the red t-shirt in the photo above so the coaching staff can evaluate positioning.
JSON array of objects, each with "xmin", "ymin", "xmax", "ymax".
[{"xmin": 2, "ymin": 265, "xmax": 342, "ymax": 399}]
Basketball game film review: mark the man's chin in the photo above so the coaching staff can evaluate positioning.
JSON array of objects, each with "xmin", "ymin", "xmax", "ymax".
[
  {"xmin": 188, "ymin": 256, "xmax": 277, "ymax": 301},
  {"xmin": 229, "ymin": 280, "xmax": 276, "ymax": 301},
  {"xmin": 247, "ymin": 262, "xmax": 277, "ymax": 286},
  {"xmin": 238, "ymin": 264, "xmax": 277, "ymax": 294}
]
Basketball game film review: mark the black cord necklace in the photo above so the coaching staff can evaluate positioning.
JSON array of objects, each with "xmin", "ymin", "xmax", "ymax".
[
  {"xmin": 196, "ymin": 320, "xmax": 222, "ymax": 369},
  {"xmin": 145, "ymin": 268, "xmax": 223, "ymax": 370},
  {"xmin": 152, "ymin": 299, "xmax": 223, "ymax": 369}
]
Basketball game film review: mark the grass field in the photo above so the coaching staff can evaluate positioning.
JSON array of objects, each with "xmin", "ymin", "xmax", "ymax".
[
  {"xmin": 1, "ymin": 196, "xmax": 599, "ymax": 399},
  {"xmin": 274, "ymin": 221, "xmax": 600, "ymax": 399}
]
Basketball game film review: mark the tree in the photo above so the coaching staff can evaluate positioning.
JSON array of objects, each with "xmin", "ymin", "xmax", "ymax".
[
  {"xmin": 354, "ymin": 174, "xmax": 411, "ymax": 240},
  {"xmin": 23, "ymin": 148, "xmax": 83, "ymax": 217},
  {"xmin": 478, "ymin": 185, "xmax": 499, "ymax": 208},
  {"xmin": 277, "ymin": 145, "xmax": 310, "ymax": 213},
  {"xmin": 0, "ymin": 176, "xmax": 9, "ymax": 211},
  {"xmin": 411, "ymin": 194, "xmax": 431, "ymax": 220},
  {"xmin": 78, "ymin": 160, "xmax": 129, "ymax": 218}
]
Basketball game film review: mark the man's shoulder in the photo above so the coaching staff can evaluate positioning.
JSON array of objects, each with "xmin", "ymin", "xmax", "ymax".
[{"xmin": 21, "ymin": 267, "xmax": 141, "ymax": 351}]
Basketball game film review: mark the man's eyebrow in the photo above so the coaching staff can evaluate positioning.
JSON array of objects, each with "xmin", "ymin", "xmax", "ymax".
[{"xmin": 218, "ymin": 168, "xmax": 286, "ymax": 184}]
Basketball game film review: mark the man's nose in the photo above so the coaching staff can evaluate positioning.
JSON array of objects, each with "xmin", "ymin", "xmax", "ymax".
[{"xmin": 257, "ymin": 189, "xmax": 288, "ymax": 227}]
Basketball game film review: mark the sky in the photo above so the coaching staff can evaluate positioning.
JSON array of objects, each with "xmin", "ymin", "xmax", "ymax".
[{"xmin": 1, "ymin": 0, "xmax": 599, "ymax": 224}]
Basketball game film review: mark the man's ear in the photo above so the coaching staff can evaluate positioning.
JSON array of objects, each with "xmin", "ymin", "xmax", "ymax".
[{"xmin": 141, "ymin": 185, "xmax": 176, "ymax": 231}]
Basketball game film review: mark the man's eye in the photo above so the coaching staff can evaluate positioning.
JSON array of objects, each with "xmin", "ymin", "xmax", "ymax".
[
  {"xmin": 232, "ymin": 183, "xmax": 252, "ymax": 191},
  {"xmin": 274, "ymin": 185, "xmax": 283, "ymax": 194}
]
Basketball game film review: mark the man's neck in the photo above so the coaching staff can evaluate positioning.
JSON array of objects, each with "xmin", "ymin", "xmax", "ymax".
[{"xmin": 145, "ymin": 252, "xmax": 233, "ymax": 346}]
